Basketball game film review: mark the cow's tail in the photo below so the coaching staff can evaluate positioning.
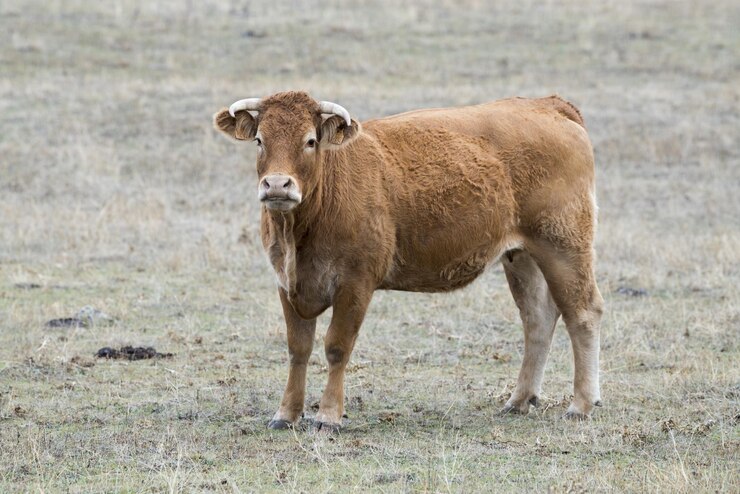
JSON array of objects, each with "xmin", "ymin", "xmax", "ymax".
[{"xmin": 546, "ymin": 95, "xmax": 586, "ymax": 128}]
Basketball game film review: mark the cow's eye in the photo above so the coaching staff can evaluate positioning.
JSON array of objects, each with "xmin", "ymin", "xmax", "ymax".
[
  {"xmin": 254, "ymin": 137, "xmax": 262, "ymax": 146},
  {"xmin": 306, "ymin": 138, "xmax": 316, "ymax": 148}
]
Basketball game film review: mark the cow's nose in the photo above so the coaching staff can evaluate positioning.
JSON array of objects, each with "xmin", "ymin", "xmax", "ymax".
[
  {"xmin": 259, "ymin": 175, "xmax": 301, "ymax": 209},
  {"xmin": 262, "ymin": 175, "xmax": 293, "ymax": 191}
]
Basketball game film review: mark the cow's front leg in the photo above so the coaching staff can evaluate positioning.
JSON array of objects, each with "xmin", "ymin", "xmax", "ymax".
[
  {"xmin": 314, "ymin": 282, "xmax": 373, "ymax": 433},
  {"xmin": 268, "ymin": 288, "xmax": 317, "ymax": 429}
]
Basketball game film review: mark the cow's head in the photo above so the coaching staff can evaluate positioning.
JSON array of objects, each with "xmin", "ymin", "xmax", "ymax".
[{"xmin": 213, "ymin": 91, "xmax": 361, "ymax": 212}]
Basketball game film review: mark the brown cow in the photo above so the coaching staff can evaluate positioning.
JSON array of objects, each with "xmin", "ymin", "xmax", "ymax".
[{"xmin": 213, "ymin": 91, "xmax": 603, "ymax": 432}]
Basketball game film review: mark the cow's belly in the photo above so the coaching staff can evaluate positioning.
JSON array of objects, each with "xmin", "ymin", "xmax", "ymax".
[
  {"xmin": 379, "ymin": 261, "xmax": 487, "ymax": 292},
  {"xmin": 379, "ymin": 233, "xmax": 521, "ymax": 293}
]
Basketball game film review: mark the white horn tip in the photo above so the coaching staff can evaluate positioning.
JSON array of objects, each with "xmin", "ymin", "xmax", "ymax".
[
  {"xmin": 320, "ymin": 101, "xmax": 352, "ymax": 127},
  {"xmin": 228, "ymin": 103, "xmax": 241, "ymax": 118},
  {"xmin": 228, "ymin": 98, "xmax": 262, "ymax": 118}
]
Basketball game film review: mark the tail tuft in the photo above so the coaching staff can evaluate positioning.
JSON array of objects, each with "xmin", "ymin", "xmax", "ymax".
[{"xmin": 546, "ymin": 95, "xmax": 585, "ymax": 128}]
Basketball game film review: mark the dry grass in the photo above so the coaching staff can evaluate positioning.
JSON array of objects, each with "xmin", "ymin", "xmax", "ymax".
[{"xmin": 1, "ymin": 0, "xmax": 738, "ymax": 492}]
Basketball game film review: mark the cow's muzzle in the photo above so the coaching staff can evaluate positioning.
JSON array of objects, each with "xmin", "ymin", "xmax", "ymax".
[{"xmin": 259, "ymin": 174, "xmax": 302, "ymax": 211}]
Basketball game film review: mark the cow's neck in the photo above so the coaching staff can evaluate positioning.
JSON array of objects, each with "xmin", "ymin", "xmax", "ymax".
[
  {"xmin": 266, "ymin": 211, "xmax": 298, "ymax": 295},
  {"xmin": 263, "ymin": 150, "xmax": 345, "ymax": 291}
]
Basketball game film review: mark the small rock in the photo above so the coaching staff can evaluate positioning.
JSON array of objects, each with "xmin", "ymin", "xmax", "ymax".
[
  {"xmin": 378, "ymin": 411, "xmax": 400, "ymax": 423},
  {"xmin": 616, "ymin": 286, "xmax": 648, "ymax": 297},
  {"xmin": 241, "ymin": 30, "xmax": 267, "ymax": 39},
  {"xmin": 76, "ymin": 306, "xmax": 115, "ymax": 326}
]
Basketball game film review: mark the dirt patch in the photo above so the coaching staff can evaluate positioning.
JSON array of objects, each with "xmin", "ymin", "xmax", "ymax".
[
  {"xmin": 95, "ymin": 346, "xmax": 174, "ymax": 360},
  {"xmin": 14, "ymin": 283, "xmax": 42, "ymax": 289},
  {"xmin": 46, "ymin": 306, "xmax": 116, "ymax": 328},
  {"xmin": 46, "ymin": 317, "xmax": 85, "ymax": 328}
]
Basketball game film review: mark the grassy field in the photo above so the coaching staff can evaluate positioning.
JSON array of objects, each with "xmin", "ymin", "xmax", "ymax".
[{"xmin": 1, "ymin": 0, "xmax": 738, "ymax": 491}]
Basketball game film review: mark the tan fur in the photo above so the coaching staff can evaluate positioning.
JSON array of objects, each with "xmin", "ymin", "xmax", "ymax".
[{"xmin": 214, "ymin": 91, "xmax": 604, "ymax": 429}]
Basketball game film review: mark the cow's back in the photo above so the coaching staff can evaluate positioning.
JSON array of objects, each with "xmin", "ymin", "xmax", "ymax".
[{"xmin": 365, "ymin": 96, "xmax": 591, "ymax": 169}]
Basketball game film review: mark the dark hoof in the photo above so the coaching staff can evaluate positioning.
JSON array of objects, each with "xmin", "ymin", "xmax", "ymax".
[
  {"xmin": 563, "ymin": 410, "xmax": 590, "ymax": 421},
  {"xmin": 594, "ymin": 400, "xmax": 603, "ymax": 407},
  {"xmin": 313, "ymin": 420, "xmax": 341, "ymax": 434},
  {"xmin": 500, "ymin": 404, "xmax": 527, "ymax": 416},
  {"xmin": 267, "ymin": 419, "xmax": 293, "ymax": 430}
]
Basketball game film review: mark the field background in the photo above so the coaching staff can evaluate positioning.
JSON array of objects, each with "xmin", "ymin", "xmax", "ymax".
[{"xmin": 1, "ymin": 0, "xmax": 738, "ymax": 492}]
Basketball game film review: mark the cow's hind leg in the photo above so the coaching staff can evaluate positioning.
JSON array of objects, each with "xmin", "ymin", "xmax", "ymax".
[
  {"xmin": 528, "ymin": 240, "xmax": 604, "ymax": 419},
  {"xmin": 268, "ymin": 288, "xmax": 317, "ymax": 429},
  {"xmin": 501, "ymin": 249, "xmax": 561, "ymax": 414}
]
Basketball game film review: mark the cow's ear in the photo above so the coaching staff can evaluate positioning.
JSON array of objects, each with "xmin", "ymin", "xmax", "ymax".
[
  {"xmin": 319, "ymin": 115, "xmax": 361, "ymax": 149},
  {"xmin": 213, "ymin": 108, "xmax": 257, "ymax": 141}
]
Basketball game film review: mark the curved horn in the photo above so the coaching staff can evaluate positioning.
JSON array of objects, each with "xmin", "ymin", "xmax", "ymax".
[
  {"xmin": 228, "ymin": 98, "xmax": 262, "ymax": 117},
  {"xmin": 319, "ymin": 101, "xmax": 351, "ymax": 127}
]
